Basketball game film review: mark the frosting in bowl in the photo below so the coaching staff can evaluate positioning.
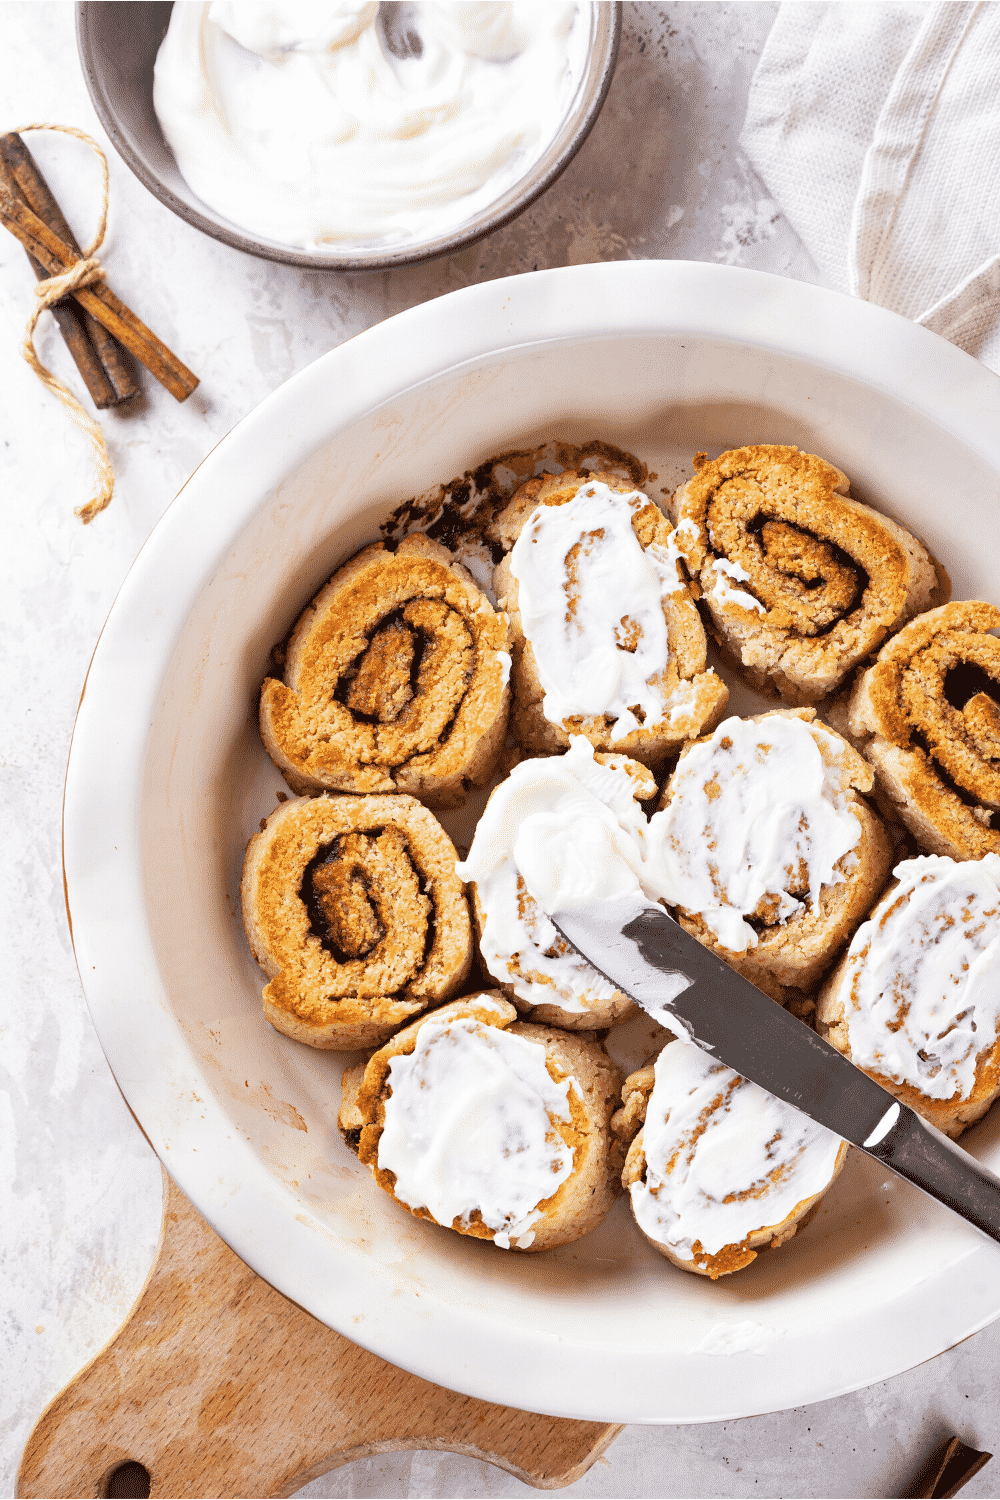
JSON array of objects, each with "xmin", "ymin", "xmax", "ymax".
[{"xmin": 153, "ymin": 1, "xmax": 586, "ymax": 249}]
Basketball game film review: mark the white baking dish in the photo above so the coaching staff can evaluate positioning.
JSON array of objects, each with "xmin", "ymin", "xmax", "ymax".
[{"xmin": 63, "ymin": 261, "xmax": 1000, "ymax": 1423}]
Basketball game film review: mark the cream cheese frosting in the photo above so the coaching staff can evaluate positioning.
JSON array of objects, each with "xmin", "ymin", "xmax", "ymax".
[
  {"xmin": 645, "ymin": 715, "xmax": 863, "ymax": 953},
  {"xmin": 838, "ymin": 854, "xmax": 1000, "ymax": 1100},
  {"xmin": 709, "ymin": 557, "xmax": 765, "ymax": 614},
  {"xmin": 508, "ymin": 480, "xmax": 693, "ymax": 741},
  {"xmin": 631, "ymin": 1043, "xmax": 844, "ymax": 1260},
  {"xmin": 153, "ymin": 1, "xmax": 585, "ymax": 250},
  {"xmin": 456, "ymin": 737, "xmax": 653, "ymax": 1012},
  {"xmin": 377, "ymin": 1011, "xmax": 576, "ymax": 1248}
]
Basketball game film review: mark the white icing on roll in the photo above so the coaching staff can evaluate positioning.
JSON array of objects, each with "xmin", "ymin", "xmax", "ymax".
[
  {"xmin": 644, "ymin": 715, "xmax": 863, "ymax": 953},
  {"xmin": 377, "ymin": 1015, "xmax": 576, "ymax": 1248},
  {"xmin": 839, "ymin": 854, "xmax": 1000, "ymax": 1100},
  {"xmin": 631, "ymin": 1043, "xmax": 843, "ymax": 1260},
  {"xmin": 710, "ymin": 557, "xmax": 765, "ymax": 614},
  {"xmin": 509, "ymin": 480, "xmax": 690, "ymax": 741},
  {"xmin": 456, "ymin": 738, "xmax": 653, "ymax": 1012}
]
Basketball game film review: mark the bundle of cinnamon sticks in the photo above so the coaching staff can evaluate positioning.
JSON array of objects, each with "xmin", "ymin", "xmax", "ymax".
[{"xmin": 0, "ymin": 130, "xmax": 197, "ymax": 405}]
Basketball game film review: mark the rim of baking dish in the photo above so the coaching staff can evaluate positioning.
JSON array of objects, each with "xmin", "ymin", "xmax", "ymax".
[{"xmin": 63, "ymin": 261, "xmax": 1000, "ymax": 1423}]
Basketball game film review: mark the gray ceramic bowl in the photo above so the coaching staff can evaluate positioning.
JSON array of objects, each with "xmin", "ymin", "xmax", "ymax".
[{"xmin": 76, "ymin": 1, "xmax": 621, "ymax": 271}]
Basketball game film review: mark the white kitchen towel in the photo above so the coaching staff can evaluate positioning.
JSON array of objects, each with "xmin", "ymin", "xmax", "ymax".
[{"xmin": 741, "ymin": 1, "xmax": 1000, "ymax": 372}]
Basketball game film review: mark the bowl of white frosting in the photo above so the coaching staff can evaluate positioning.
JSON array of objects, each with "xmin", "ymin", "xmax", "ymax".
[{"xmin": 76, "ymin": 1, "xmax": 620, "ymax": 269}]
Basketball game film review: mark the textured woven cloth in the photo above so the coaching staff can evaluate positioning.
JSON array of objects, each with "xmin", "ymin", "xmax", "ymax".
[{"xmin": 741, "ymin": 1, "xmax": 1000, "ymax": 372}]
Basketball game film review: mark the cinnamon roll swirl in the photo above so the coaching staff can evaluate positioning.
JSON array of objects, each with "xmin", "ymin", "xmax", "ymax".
[
  {"xmin": 669, "ymin": 445, "xmax": 938, "ymax": 704},
  {"xmin": 849, "ymin": 601, "xmax": 1000, "ymax": 859},
  {"xmin": 492, "ymin": 471, "xmax": 728, "ymax": 767},
  {"xmin": 241, "ymin": 793, "xmax": 472, "ymax": 1050},
  {"xmin": 260, "ymin": 533, "xmax": 511, "ymax": 809},
  {"xmin": 342, "ymin": 993, "xmax": 624, "ymax": 1251},
  {"xmin": 817, "ymin": 853, "xmax": 1000, "ymax": 1138},
  {"xmin": 616, "ymin": 1041, "xmax": 848, "ymax": 1279},
  {"xmin": 647, "ymin": 710, "xmax": 893, "ymax": 1001}
]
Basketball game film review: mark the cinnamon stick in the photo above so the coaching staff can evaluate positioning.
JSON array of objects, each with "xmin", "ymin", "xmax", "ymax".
[
  {"xmin": 0, "ymin": 132, "xmax": 138, "ymax": 406},
  {"xmin": 0, "ymin": 144, "xmax": 115, "ymax": 408},
  {"xmin": 905, "ymin": 1434, "xmax": 992, "ymax": 1498},
  {"xmin": 0, "ymin": 177, "xmax": 198, "ymax": 402}
]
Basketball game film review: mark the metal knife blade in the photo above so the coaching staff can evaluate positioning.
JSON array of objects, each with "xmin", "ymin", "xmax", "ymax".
[{"xmin": 552, "ymin": 899, "xmax": 1000, "ymax": 1245}]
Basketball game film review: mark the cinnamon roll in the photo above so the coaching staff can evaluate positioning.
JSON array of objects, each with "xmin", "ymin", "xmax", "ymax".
[
  {"xmin": 646, "ymin": 710, "xmax": 893, "ymax": 1001},
  {"xmin": 492, "ymin": 471, "xmax": 728, "ymax": 767},
  {"xmin": 617, "ymin": 1041, "xmax": 848, "ymax": 1279},
  {"xmin": 260, "ymin": 533, "xmax": 511, "ymax": 809},
  {"xmin": 669, "ymin": 445, "xmax": 938, "ymax": 704},
  {"xmin": 343, "ymin": 993, "xmax": 624, "ymax": 1251},
  {"xmin": 241, "ymin": 793, "xmax": 472, "ymax": 1050},
  {"xmin": 817, "ymin": 854, "xmax": 1000, "ymax": 1138},
  {"xmin": 457, "ymin": 737, "xmax": 656, "ymax": 1030},
  {"xmin": 849, "ymin": 601, "xmax": 1000, "ymax": 859}
]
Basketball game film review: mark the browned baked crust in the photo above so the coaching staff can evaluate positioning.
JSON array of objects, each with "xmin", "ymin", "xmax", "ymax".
[
  {"xmin": 348, "ymin": 995, "xmax": 624, "ymax": 1251},
  {"xmin": 492, "ymin": 470, "xmax": 728, "ymax": 767},
  {"xmin": 669, "ymin": 445, "xmax": 939, "ymax": 705},
  {"xmin": 241, "ymin": 793, "xmax": 472, "ymax": 1050},
  {"xmin": 260, "ymin": 533, "xmax": 511, "ymax": 808},
  {"xmin": 848, "ymin": 600, "xmax": 1000, "ymax": 859}
]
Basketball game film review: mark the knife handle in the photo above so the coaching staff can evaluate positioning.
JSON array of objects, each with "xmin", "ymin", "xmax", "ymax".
[{"xmin": 866, "ymin": 1103, "xmax": 1000, "ymax": 1245}]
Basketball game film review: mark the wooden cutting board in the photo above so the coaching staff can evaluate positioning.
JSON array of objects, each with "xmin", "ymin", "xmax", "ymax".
[{"xmin": 17, "ymin": 1169, "xmax": 622, "ymax": 1499}]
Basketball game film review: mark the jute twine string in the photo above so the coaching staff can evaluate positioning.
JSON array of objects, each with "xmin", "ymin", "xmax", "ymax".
[{"xmin": 14, "ymin": 123, "xmax": 115, "ymax": 524}]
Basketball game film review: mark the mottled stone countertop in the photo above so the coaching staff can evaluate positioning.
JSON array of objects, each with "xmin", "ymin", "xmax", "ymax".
[{"xmin": 2, "ymin": 4, "xmax": 998, "ymax": 1497}]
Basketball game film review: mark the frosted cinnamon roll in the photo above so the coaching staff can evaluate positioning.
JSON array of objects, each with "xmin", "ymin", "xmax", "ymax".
[
  {"xmin": 492, "ymin": 471, "xmax": 728, "ymax": 767},
  {"xmin": 669, "ymin": 445, "xmax": 938, "ymax": 704},
  {"xmin": 817, "ymin": 854, "xmax": 1000, "ymax": 1138},
  {"xmin": 617, "ymin": 1041, "xmax": 848, "ymax": 1279},
  {"xmin": 344, "ymin": 994, "xmax": 623, "ymax": 1251},
  {"xmin": 241, "ymin": 793, "xmax": 472, "ymax": 1050},
  {"xmin": 646, "ymin": 710, "xmax": 893, "ymax": 1001},
  {"xmin": 848, "ymin": 601, "xmax": 1000, "ymax": 859},
  {"xmin": 260, "ymin": 533, "xmax": 511, "ymax": 808},
  {"xmin": 456, "ymin": 737, "xmax": 656, "ymax": 1029}
]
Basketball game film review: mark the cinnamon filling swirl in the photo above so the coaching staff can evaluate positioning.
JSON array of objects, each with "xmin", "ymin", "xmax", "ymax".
[
  {"xmin": 850, "ymin": 600, "xmax": 1000, "ymax": 858},
  {"xmin": 670, "ymin": 445, "xmax": 939, "ymax": 704},
  {"xmin": 240, "ymin": 793, "xmax": 471, "ymax": 1051},
  {"xmin": 260, "ymin": 533, "xmax": 511, "ymax": 808}
]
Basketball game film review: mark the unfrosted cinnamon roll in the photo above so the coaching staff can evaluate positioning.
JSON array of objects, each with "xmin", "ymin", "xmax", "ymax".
[
  {"xmin": 241, "ymin": 793, "xmax": 472, "ymax": 1050},
  {"xmin": 617, "ymin": 1041, "xmax": 848, "ymax": 1279},
  {"xmin": 817, "ymin": 854, "xmax": 1000, "ymax": 1138},
  {"xmin": 849, "ymin": 601, "xmax": 1000, "ymax": 859},
  {"xmin": 260, "ymin": 533, "xmax": 511, "ymax": 808},
  {"xmin": 343, "ymin": 993, "xmax": 624, "ymax": 1251},
  {"xmin": 492, "ymin": 471, "xmax": 728, "ymax": 768},
  {"xmin": 646, "ymin": 710, "xmax": 893, "ymax": 1001},
  {"xmin": 669, "ymin": 445, "xmax": 938, "ymax": 704}
]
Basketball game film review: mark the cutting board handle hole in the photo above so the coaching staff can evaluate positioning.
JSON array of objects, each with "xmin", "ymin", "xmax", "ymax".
[{"xmin": 101, "ymin": 1461, "xmax": 151, "ymax": 1498}]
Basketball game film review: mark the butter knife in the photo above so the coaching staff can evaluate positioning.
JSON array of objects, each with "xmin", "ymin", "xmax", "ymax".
[{"xmin": 551, "ymin": 900, "xmax": 1000, "ymax": 1245}]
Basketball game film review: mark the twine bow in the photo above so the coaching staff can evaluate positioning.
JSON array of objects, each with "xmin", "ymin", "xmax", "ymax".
[{"xmin": 13, "ymin": 123, "xmax": 115, "ymax": 524}]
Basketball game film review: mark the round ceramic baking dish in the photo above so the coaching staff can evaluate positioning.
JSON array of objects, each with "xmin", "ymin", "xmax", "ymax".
[
  {"xmin": 75, "ymin": 1, "xmax": 621, "ymax": 271},
  {"xmin": 64, "ymin": 261, "xmax": 1000, "ymax": 1423}
]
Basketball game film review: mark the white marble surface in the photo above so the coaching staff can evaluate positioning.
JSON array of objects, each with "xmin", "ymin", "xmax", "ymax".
[{"xmin": 2, "ymin": 3, "xmax": 999, "ymax": 1498}]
